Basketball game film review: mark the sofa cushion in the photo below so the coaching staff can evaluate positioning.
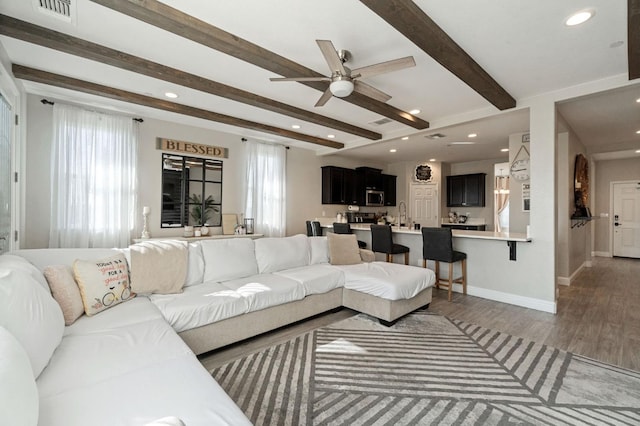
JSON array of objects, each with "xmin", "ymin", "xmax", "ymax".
[
  {"xmin": 43, "ymin": 265, "xmax": 84, "ymax": 325},
  {"xmin": 0, "ymin": 267, "xmax": 65, "ymax": 378},
  {"xmin": 308, "ymin": 236, "xmax": 329, "ymax": 264},
  {"xmin": 0, "ymin": 326, "xmax": 39, "ymax": 426},
  {"xmin": 149, "ymin": 281, "xmax": 249, "ymax": 333},
  {"xmin": 222, "ymin": 274, "xmax": 305, "ymax": 312},
  {"xmin": 327, "ymin": 233, "xmax": 362, "ymax": 265},
  {"xmin": 254, "ymin": 234, "xmax": 310, "ymax": 273},
  {"xmin": 185, "ymin": 242, "xmax": 204, "ymax": 287},
  {"xmin": 337, "ymin": 262, "xmax": 435, "ymax": 300},
  {"xmin": 274, "ymin": 264, "xmax": 345, "ymax": 296},
  {"xmin": 73, "ymin": 253, "xmax": 135, "ymax": 316},
  {"xmin": 0, "ymin": 254, "xmax": 49, "ymax": 290},
  {"xmin": 201, "ymin": 238, "xmax": 258, "ymax": 282}
]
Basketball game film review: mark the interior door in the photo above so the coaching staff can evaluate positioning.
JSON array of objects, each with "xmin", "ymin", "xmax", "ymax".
[
  {"xmin": 613, "ymin": 182, "xmax": 640, "ymax": 258},
  {"xmin": 411, "ymin": 183, "xmax": 439, "ymax": 227},
  {"xmin": 0, "ymin": 94, "xmax": 12, "ymax": 253}
]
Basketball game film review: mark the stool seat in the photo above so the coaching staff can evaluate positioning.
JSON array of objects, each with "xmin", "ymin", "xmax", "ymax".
[
  {"xmin": 306, "ymin": 220, "xmax": 322, "ymax": 236},
  {"xmin": 370, "ymin": 224, "xmax": 410, "ymax": 265},
  {"xmin": 421, "ymin": 227, "xmax": 467, "ymax": 302}
]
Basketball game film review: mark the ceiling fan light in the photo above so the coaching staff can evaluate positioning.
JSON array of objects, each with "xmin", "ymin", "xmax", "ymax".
[{"xmin": 330, "ymin": 80, "xmax": 354, "ymax": 97}]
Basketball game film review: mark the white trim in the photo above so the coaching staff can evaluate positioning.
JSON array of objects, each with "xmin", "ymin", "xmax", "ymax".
[
  {"xmin": 593, "ymin": 251, "xmax": 612, "ymax": 257},
  {"xmin": 556, "ymin": 261, "xmax": 587, "ymax": 286},
  {"xmin": 449, "ymin": 284, "xmax": 556, "ymax": 313}
]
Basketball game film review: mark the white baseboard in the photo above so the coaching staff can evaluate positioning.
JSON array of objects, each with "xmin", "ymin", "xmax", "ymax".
[
  {"xmin": 450, "ymin": 284, "xmax": 556, "ymax": 314},
  {"xmin": 557, "ymin": 261, "xmax": 587, "ymax": 287},
  {"xmin": 593, "ymin": 251, "xmax": 612, "ymax": 258}
]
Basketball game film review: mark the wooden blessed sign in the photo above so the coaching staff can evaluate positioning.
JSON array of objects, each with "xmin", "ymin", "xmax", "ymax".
[{"xmin": 157, "ymin": 138, "xmax": 228, "ymax": 159}]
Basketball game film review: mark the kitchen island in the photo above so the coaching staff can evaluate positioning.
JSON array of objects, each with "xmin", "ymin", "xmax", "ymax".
[{"xmin": 321, "ymin": 223, "xmax": 550, "ymax": 313}]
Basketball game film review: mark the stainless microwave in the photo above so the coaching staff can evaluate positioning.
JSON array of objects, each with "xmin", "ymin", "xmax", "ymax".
[{"xmin": 365, "ymin": 190, "xmax": 384, "ymax": 207}]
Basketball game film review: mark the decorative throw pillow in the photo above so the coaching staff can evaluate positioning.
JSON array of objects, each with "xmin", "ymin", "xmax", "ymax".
[
  {"xmin": 43, "ymin": 265, "xmax": 84, "ymax": 325},
  {"xmin": 327, "ymin": 233, "xmax": 362, "ymax": 265},
  {"xmin": 73, "ymin": 254, "xmax": 135, "ymax": 316}
]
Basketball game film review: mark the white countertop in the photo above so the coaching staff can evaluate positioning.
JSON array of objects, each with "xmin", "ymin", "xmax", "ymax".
[{"xmin": 323, "ymin": 223, "xmax": 530, "ymax": 242}]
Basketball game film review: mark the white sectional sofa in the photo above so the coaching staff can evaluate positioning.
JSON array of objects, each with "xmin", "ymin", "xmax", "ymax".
[{"xmin": 1, "ymin": 234, "xmax": 435, "ymax": 425}]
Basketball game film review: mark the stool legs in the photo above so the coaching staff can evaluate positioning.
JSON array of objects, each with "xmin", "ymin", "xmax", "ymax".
[
  {"xmin": 448, "ymin": 263, "xmax": 454, "ymax": 302},
  {"xmin": 462, "ymin": 258, "xmax": 467, "ymax": 295},
  {"xmin": 404, "ymin": 252, "xmax": 409, "ymax": 265},
  {"xmin": 423, "ymin": 259, "xmax": 466, "ymax": 302}
]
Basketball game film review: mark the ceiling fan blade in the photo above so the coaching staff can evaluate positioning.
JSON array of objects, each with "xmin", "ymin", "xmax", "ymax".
[
  {"xmin": 351, "ymin": 56, "xmax": 416, "ymax": 79},
  {"xmin": 353, "ymin": 80, "xmax": 392, "ymax": 103},
  {"xmin": 315, "ymin": 87, "xmax": 334, "ymax": 107},
  {"xmin": 270, "ymin": 76, "xmax": 330, "ymax": 82},
  {"xmin": 316, "ymin": 40, "xmax": 347, "ymax": 75}
]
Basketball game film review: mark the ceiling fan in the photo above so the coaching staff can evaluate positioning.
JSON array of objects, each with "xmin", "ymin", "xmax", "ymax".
[{"xmin": 270, "ymin": 40, "xmax": 415, "ymax": 107}]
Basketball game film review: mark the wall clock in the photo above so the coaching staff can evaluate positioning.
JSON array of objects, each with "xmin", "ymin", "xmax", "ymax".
[
  {"xmin": 510, "ymin": 145, "xmax": 530, "ymax": 181},
  {"xmin": 414, "ymin": 163, "xmax": 433, "ymax": 182}
]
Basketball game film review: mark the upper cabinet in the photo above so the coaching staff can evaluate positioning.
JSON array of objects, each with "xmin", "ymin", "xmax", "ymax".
[
  {"xmin": 356, "ymin": 167, "xmax": 383, "ymax": 190},
  {"xmin": 446, "ymin": 173, "xmax": 486, "ymax": 207},
  {"xmin": 382, "ymin": 174, "xmax": 397, "ymax": 206},
  {"xmin": 321, "ymin": 166, "xmax": 358, "ymax": 205}
]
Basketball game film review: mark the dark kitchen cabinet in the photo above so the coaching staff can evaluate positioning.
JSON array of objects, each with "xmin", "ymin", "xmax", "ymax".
[
  {"xmin": 356, "ymin": 167, "xmax": 383, "ymax": 190},
  {"xmin": 446, "ymin": 173, "xmax": 486, "ymax": 207},
  {"xmin": 382, "ymin": 174, "xmax": 397, "ymax": 206},
  {"xmin": 321, "ymin": 166, "xmax": 358, "ymax": 205}
]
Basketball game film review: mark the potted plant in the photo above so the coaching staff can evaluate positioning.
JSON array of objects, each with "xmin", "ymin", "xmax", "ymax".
[{"xmin": 188, "ymin": 193, "xmax": 219, "ymax": 226}]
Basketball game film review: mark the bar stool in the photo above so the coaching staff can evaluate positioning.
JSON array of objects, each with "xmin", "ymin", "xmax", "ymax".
[
  {"xmin": 306, "ymin": 220, "xmax": 322, "ymax": 236},
  {"xmin": 370, "ymin": 224, "xmax": 409, "ymax": 265},
  {"xmin": 421, "ymin": 227, "xmax": 467, "ymax": 302},
  {"xmin": 332, "ymin": 222, "xmax": 366, "ymax": 248}
]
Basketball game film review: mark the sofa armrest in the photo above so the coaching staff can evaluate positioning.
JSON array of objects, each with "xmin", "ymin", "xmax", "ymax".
[{"xmin": 359, "ymin": 249, "xmax": 375, "ymax": 263}]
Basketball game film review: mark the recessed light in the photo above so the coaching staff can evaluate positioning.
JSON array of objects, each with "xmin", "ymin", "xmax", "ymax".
[
  {"xmin": 449, "ymin": 141, "xmax": 476, "ymax": 145},
  {"xmin": 501, "ymin": 148, "xmax": 509, "ymax": 152},
  {"xmin": 468, "ymin": 133, "xmax": 477, "ymax": 138},
  {"xmin": 409, "ymin": 109, "xmax": 421, "ymax": 115},
  {"xmin": 164, "ymin": 92, "xmax": 178, "ymax": 99},
  {"xmin": 291, "ymin": 124, "xmax": 301, "ymax": 129},
  {"xmin": 389, "ymin": 149, "xmax": 397, "ymax": 153},
  {"xmin": 401, "ymin": 136, "xmax": 409, "ymax": 140},
  {"xmin": 636, "ymin": 130, "xmax": 640, "ymax": 134},
  {"xmin": 429, "ymin": 158, "xmax": 436, "ymax": 162},
  {"xmin": 565, "ymin": 9, "xmax": 595, "ymax": 26},
  {"xmin": 327, "ymin": 134, "xmax": 335, "ymax": 139},
  {"xmin": 636, "ymin": 149, "xmax": 640, "ymax": 153},
  {"xmin": 636, "ymin": 98, "xmax": 640, "ymax": 103}
]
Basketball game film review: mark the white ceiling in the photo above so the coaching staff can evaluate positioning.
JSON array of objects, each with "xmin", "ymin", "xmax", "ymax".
[{"xmin": 0, "ymin": 0, "xmax": 638, "ymax": 163}]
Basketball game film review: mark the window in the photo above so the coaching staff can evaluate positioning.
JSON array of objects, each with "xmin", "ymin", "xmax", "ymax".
[
  {"xmin": 244, "ymin": 141, "xmax": 286, "ymax": 237},
  {"xmin": 49, "ymin": 103, "xmax": 138, "ymax": 248},
  {"xmin": 161, "ymin": 154, "xmax": 223, "ymax": 227}
]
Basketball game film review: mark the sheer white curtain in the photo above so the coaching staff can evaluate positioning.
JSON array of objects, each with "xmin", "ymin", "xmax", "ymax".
[
  {"xmin": 49, "ymin": 103, "xmax": 138, "ymax": 248},
  {"xmin": 244, "ymin": 141, "xmax": 286, "ymax": 237}
]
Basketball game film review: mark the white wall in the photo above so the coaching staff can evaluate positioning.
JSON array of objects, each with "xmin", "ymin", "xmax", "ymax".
[{"xmin": 22, "ymin": 94, "xmax": 389, "ymax": 246}]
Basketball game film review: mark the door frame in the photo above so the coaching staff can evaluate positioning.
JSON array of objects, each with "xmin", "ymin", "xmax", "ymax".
[{"xmin": 609, "ymin": 180, "xmax": 640, "ymax": 258}]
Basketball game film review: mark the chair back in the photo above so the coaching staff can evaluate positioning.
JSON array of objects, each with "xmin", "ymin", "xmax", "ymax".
[
  {"xmin": 306, "ymin": 221, "xmax": 322, "ymax": 236},
  {"xmin": 370, "ymin": 224, "xmax": 393, "ymax": 253},
  {"xmin": 421, "ymin": 227, "xmax": 454, "ymax": 262},
  {"xmin": 332, "ymin": 222, "xmax": 352, "ymax": 234}
]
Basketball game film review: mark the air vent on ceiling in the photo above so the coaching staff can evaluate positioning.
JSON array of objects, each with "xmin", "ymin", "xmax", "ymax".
[
  {"xmin": 34, "ymin": 0, "xmax": 73, "ymax": 22},
  {"xmin": 425, "ymin": 133, "xmax": 446, "ymax": 139},
  {"xmin": 369, "ymin": 117, "xmax": 393, "ymax": 126}
]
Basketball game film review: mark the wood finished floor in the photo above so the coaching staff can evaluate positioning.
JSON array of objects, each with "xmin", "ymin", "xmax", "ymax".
[{"xmin": 200, "ymin": 256, "xmax": 640, "ymax": 372}]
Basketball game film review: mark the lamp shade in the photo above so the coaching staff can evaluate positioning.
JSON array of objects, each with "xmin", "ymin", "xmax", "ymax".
[{"xmin": 330, "ymin": 80, "xmax": 354, "ymax": 98}]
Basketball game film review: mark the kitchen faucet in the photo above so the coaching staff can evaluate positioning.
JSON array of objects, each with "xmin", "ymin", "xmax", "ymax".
[{"xmin": 399, "ymin": 201, "xmax": 407, "ymax": 226}]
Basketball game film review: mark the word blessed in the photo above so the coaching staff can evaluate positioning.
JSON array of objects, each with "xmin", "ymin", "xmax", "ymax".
[{"xmin": 158, "ymin": 138, "xmax": 228, "ymax": 159}]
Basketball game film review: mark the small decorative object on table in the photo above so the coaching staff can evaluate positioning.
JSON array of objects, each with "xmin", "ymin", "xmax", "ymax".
[
  {"xmin": 200, "ymin": 226, "xmax": 209, "ymax": 236},
  {"xmin": 141, "ymin": 206, "xmax": 151, "ymax": 239},
  {"xmin": 183, "ymin": 226, "xmax": 194, "ymax": 237},
  {"xmin": 244, "ymin": 218, "xmax": 254, "ymax": 234}
]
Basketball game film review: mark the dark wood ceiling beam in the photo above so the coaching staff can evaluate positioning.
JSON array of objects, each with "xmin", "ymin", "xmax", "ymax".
[
  {"xmin": 12, "ymin": 64, "xmax": 344, "ymax": 149},
  {"xmin": 360, "ymin": 0, "xmax": 516, "ymax": 110},
  {"xmin": 88, "ymin": 0, "xmax": 429, "ymax": 129},
  {"xmin": 630, "ymin": 0, "xmax": 640, "ymax": 80},
  {"xmin": 0, "ymin": 15, "xmax": 378, "ymax": 141}
]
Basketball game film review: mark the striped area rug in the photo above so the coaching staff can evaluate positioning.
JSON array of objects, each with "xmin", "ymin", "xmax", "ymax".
[{"xmin": 211, "ymin": 311, "xmax": 640, "ymax": 425}]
